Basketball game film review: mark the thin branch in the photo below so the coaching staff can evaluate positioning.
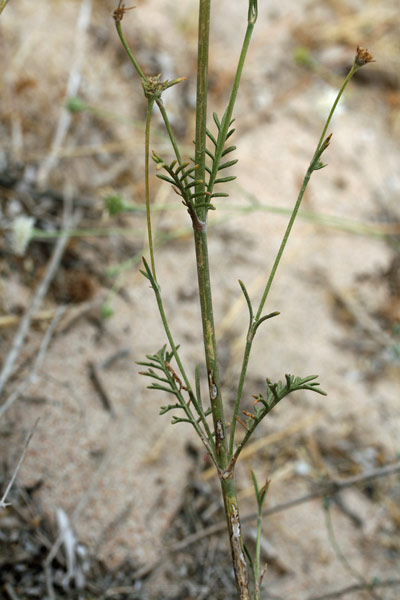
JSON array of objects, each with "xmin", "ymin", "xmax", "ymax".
[{"xmin": 0, "ymin": 418, "xmax": 40, "ymax": 508}]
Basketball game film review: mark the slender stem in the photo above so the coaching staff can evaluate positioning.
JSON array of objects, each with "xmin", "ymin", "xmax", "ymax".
[
  {"xmin": 155, "ymin": 98, "xmax": 183, "ymax": 166},
  {"xmin": 114, "ymin": 20, "xmax": 146, "ymax": 81},
  {"xmin": 194, "ymin": 4, "xmax": 250, "ymax": 598},
  {"xmin": 194, "ymin": 0, "xmax": 211, "ymax": 222},
  {"xmin": 229, "ymin": 338, "xmax": 252, "ymax": 456},
  {"xmin": 207, "ymin": 18, "xmax": 256, "ymax": 195},
  {"xmin": 148, "ymin": 268, "xmax": 216, "ymax": 455},
  {"xmin": 254, "ymin": 505, "xmax": 262, "ymax": 600},
  {"xmin": 255, "ymin": 65, "xmax": 359, "ymax": 321},
  {"xmin": 255, "ymin": 167, "xmax": 312, "ymax": 321},
  {"xmin": 145, "ymin": 98, "xmax": 157, "ymax": 278},
  {"xmin": 315, "ymin": 63, "xmax": 357, "ymax": 156},
  {"xmin": 229, "ymin": 63, "xmax": 359, "ymax": 452}
]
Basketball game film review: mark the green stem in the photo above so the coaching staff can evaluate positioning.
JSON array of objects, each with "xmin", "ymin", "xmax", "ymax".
[
  {"xmin": 145, "ymin": 98, "xmax": 157, "ymax": 278},
  {"xmin": 148, "ymin": 265, "xmax": 216, "ymax": 455},
  {"xmin": 155, "ymin": 98, "xmax": 183, "ymax": 166},
  {"xmin": 193, "ymin": 228, "xmax": 227, "ymax": 462},
  {"xmin": 194, "ymin": 4, "xmax": 250, "ymax": 599},
  {"xmin": 114, "ymin": 20, "xmax": 146, "ymax": 81},
  {"xmin": 254, "ymin": 505, "xmax": 262, "ymax": 600},
  {"xmin": 255, "ymin": 63, "xmax": 358, "ymax": 321},
  {"xmin": 229, "ymin": 62, "xmax": 359, "ymax": 454},
  {"xmin": 315, "ymin": 63, "xmax": 357, "ymax": 156},
  {"xmin": 155, "ymin": 98, "xmax": 192, "ymax": 194},
  {"xmin": 193, "ymin": 0, "xmax": 227, "ymax": 462},
  {"xmin": 194, "ymin": 0, "xmax": 211, "ymax": 223},
  {"xmin": 207, "ymin": 16, "xmax": 256, "ymax": 195},
  {"xmin": 229, "ymin": 338, "xmax": 252, "ymax": 456}
]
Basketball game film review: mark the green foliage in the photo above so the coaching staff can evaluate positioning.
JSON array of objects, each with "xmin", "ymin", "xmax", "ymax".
[
  {"xmin": 205, "ymin": 112, "xmax": 238, "ymax": 197},
  {"xmin": 244, "ymin": 374, "xmax": 326, "ymax": 432},
  {"xmin": 261, "ymin": 373, "xmax": 326, "ymax": 410},
  {"xmin": 152, "ymin": 152, "xmax": 211, "ymax": 211},
  {"xmin": 138, "ymin": 345, "xmax": 212, "ymax": 426}
]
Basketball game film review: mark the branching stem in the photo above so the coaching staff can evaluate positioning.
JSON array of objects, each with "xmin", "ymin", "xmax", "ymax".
[{"xmin": 229, "ymin": 62, "xmax": 360, "ymax": 456}]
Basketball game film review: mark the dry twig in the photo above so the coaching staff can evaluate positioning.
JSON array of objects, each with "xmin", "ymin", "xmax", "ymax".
[
  {"xmin": 4, "ymin": 582, "xmax": 20, "ymax": 600},
  {"xmin": 87, "ymin": 361, "xmax": 116, "ymax": 417},
  {"xmin": 0, "ymin": 418, "xmax": 39, "ymax": 508},
  {"xmin": 307, "ymin": 578, "xmax": 400, "ymax": 600},
  {"xmin": 131, "ymin": 461, "xmax": 400, "ymax": 580},
  {"xmin": 36, "ymin": 0, "xmax": 92, "ymax": 188},
  {"xmin": 0, "ymin": 306, "xmax": 66, "ymax": 419}
]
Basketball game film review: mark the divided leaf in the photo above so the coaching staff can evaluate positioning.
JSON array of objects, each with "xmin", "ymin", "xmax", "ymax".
[{"xmin": 247, "ymin": 374, "xmax": 327, "ymax": 427}]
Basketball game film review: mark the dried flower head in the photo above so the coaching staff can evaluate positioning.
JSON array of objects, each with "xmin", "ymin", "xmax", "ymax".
[
  {"xmin": 113, "ymin": 1, "xmax": 135, "ymax": 23},
  {"xmin": 354, "ymin": 46, "xmax": 375, "ymax": 67}
]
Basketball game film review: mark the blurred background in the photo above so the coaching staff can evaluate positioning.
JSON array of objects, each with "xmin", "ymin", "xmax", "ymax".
[{"xmin": 1, "ymin": 0, "xmax": 399, "ymax": 598}]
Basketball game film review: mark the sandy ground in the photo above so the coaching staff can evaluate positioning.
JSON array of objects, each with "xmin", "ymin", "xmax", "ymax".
[{"xmin": 1, "ymin": 0, "xmax": 400, "ymax": 598}]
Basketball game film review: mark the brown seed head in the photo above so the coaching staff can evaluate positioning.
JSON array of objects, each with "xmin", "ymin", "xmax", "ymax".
[
  {"xmin": 355, "ymin": 46, "xmax": 375, "ymax": 67},
  {"xmin": 113, "ymin": 1, "xmax": 135, "ymax": 23}
]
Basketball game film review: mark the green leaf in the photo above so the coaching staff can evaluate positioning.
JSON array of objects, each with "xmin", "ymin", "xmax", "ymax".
[
  {"xmin": 160, "ymin": 404, "xmax": 181, "ymax": 415},
  {"xmin": 205, "ymin": 148, "xmax": 214, "ymax": 161},
  {"xmin": 156, "ymin": 174, "xmax": 176, "ymax": 185},
  {"xmin": 221, "ymin": 145, "xmax": 237, "ymax": 157},
  {"xmin": 213, "ymin": 112, "xmax": 221, "ymax": 130},
  {"xmin": 148, "ymin": 384, "xmax": 179, "ymax": 395},
  {"xmin": 206, "ymin": 128, "xmax": 217, "ymax": 146},
  {"xmin": 174, "ymin": 161, "xmax": 190, "ymax": 176},
  {"xmin": 218, "ymin": 159, "xmax": 238, "ymax": 170},
  {"xmin": 214, "ymin": 175, "xmax": 236, "ymax": 184},
  {"xmin": 171, "ymin": 416, "xmax": 193, "ymax": 425},
  {"xmin": 181, "ymin": 164, "xmax": 199, "ymax": 179}
]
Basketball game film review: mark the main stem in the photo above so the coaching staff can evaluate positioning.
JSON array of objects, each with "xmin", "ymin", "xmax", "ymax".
[{"xmin": 194, "ymin": 2, "xmax": 249, "ymax": 597}]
